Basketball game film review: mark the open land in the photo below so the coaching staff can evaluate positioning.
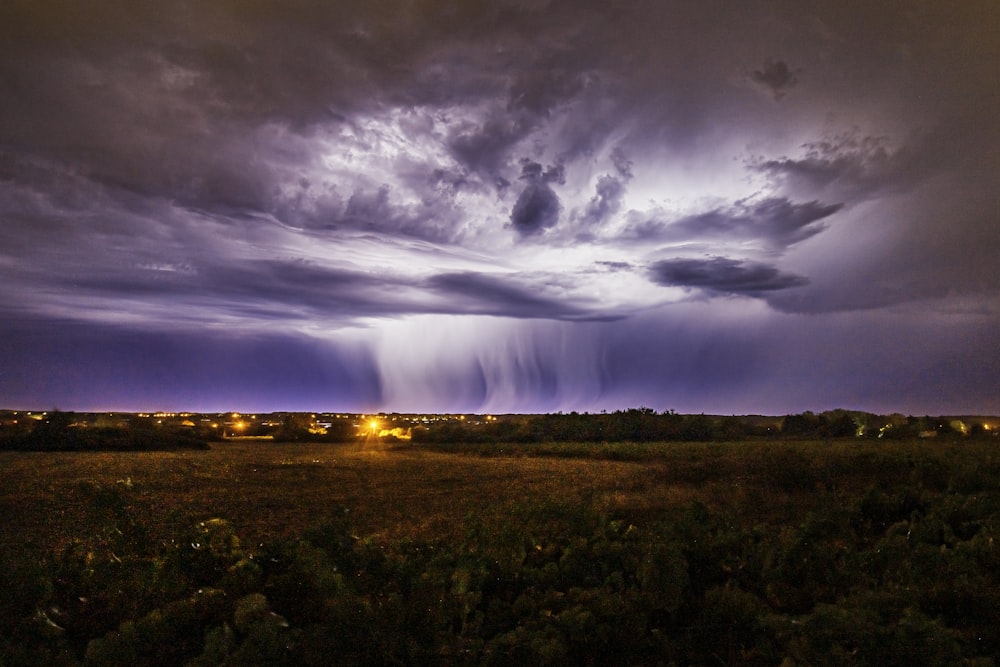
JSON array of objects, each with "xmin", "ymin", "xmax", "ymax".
[
  {"xmin": 2, "ymin": 437, "xmax": 959, "ymax": 558},
  {"xmin": 3, "ymin": 438, "xmax": 1000, "ymax": 664}
]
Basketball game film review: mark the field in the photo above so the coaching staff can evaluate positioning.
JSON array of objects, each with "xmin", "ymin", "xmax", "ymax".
[
  {"xmin": 0, "ymin": 438, "xmax": 915, "ymax": 563},
  {"xmin": 3, "ymin": 438, "xmax": 1000, "ymax": 664}
]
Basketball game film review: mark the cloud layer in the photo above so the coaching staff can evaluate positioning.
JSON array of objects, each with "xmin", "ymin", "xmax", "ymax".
[{"xmin": 1, "ymin": 1, "xmax": 998, "ymax": 414}]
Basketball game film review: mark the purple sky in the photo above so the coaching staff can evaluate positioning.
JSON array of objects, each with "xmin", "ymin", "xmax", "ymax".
[{"xmin": 1, "ymin": 1, "xmax": 998, "ymax": 415}]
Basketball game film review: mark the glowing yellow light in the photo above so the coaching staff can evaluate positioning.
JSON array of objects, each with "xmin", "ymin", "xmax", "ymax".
[{"xmin": 369, "ymin": 419, "xmax": 379, "ymax": 431}]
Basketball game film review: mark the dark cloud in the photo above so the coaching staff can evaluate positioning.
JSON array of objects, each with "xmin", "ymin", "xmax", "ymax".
[
  {"xmin": 539, "ymin": 162, "xmax": 566, "ymax": 185},
  {"xmin": 511, "ymin": 183, "xmax": 561, "ymax": 236},
  {"xmin": 748, "ymin": 59, "xmax": 800, "ymax": 100},
  {"xmin": 750, "ymin": 132, "xmax": 929, "ymax": 202},
  {"xmin": 649, "ymin": 257, "xmax": 809, "ymax": 296},
  {"xmin": 0, "ymin": 1, "xmax": 594, "ymax": 242},
  {"xmin": 510, "ymin": 160, "xmax": 564, "ymax": 236},
  {"xmin": 625, "ymin": 197, "xmax": 842, "ymax": 249},
  {"xmin": 427, "ymin": 272, "xmax": 614, "ymax": 321},
  {"xmin": 766, "ymin": 210, "xmax": 1000, "ymax": 316},
  {"xmin": 447, "ymin": 110, "xmax": 538, "ymax": 180},
  {"xmin": 595, "ymin": 261, "xmax": 633, "ymax": 271},
  {"xmin": 52, "ymin": 256, "xmax": 425, "ymax": 325}
]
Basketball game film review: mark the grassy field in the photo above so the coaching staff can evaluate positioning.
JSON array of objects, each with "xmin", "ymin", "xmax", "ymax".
[
  {"xmin": 0, "ymin": 439, "xmax": 690, "ymax": 561},
  {"xmin": 3, "ymin": 437, "xmax": 1000, "ymax": 665},
  {"xmin": 1, "ymin": 437, "xmax": 993, "ymax": 560}
]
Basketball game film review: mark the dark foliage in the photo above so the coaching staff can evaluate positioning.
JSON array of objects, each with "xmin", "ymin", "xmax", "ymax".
[
  {"xmin": 0, "ymin": 412, "xmax": 211, "ymax": 452},
  {"xmin": 4, "ymin": 442, "xmax": 1000, "ymax": 665}
]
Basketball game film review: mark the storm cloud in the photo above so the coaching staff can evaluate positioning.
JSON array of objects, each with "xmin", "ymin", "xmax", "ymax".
[
  {"xmin": 1, "ymin": 1, "xmax": 998, "ymax": 415},
  {"xmin": 510, "ymin": 160, "xmax": 565, "ymax": 236},
  {"xmin": 426, "ymin": 272, "xmax": 601, "ymax": 321},
  {"xmin": 650, "ymin": 257, "xmax": 809, "ymax": 296}
]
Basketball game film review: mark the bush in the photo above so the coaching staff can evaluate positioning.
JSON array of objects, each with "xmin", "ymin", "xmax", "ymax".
[{"xmin": 8, "ymin": 440, "xmax": 1000, "ymax": 664}]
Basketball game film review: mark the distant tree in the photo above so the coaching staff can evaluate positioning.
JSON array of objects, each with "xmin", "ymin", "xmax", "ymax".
[
  {"xmin": 276, "ymin": 414, "xmax": 313, "ymax": 441},
  {"xmin": 781, "ymin": 412, "xmax": 821, "ymax": 437},
  {"xmin": 679, "ymin": 414, "xmax": 715, "ymax": 441},
  {"xmin": 822, "ymin": 411, "xmax": 858, "ymax": 438},
  {"xmin": 26, "ymin": 410, "xmax": 81, "ymax": 450}
]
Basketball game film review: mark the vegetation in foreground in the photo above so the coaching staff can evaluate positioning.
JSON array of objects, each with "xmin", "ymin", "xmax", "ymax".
[{"xmin": 2, "ymin": 438, "xmax": 1000, "ymax": 665}]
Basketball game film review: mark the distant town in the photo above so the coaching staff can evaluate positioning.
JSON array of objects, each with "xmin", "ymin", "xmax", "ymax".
[
  {"xmin": 1, "ymin": 408, "xmax": 997, "ymax": 452},
  {"xmin": 1, "ymin": 409, "xmax": 489, "ymax": 442}
]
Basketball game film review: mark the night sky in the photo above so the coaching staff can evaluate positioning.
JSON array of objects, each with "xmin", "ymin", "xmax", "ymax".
[{"xmin": 2, "ymin": 1, "xmax": 998, "ymax": 415}]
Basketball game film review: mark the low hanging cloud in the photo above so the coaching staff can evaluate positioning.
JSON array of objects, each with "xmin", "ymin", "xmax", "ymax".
[{"xmin": 649, "ymin": 257, "xmax": 809, "ymax": 296}]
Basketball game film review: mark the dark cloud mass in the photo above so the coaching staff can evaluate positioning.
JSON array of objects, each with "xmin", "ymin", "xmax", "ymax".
[
  {"xmin": 750, "ymin": 132, "xmax": 931, "ymax": 202},
  {"xmin": 427, "ymin": 272, "xmax": 597, "ymax": 320},
  {"xmin": 650, "ymin": 257, "xmax": 809, "ymax": 296},
  {"xmin": 511, "ymin": 182, "xmax": 561, "ymax": 235},
  {"xmin": 0, "ymin": 1, "xmax": 998, "ymax": 414},
  {"xmin": 510, "ymin": 160, "xmax": 564, "ymax": 235},
  {"xmin": 749, "ymin": 59, "xmax": 800, "ymax": 100}
]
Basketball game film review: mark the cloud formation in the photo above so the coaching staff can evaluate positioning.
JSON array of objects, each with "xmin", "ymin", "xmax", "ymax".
[
  {"xmin": 510, "ymin": 160, "xmax": 565, "ymax": 236},
  {"xmin": 650, "ymin": 257, "xmax": 809, "ymax": 296},
  {"xmin": 0, "ymin": 1, "xmax": 998, "ymax": 414},
  {"xmin": 748, "ymin": 59, "xmax": 800, "ymax": 100},
  {"xmin": 426, "ymin": 272, "xmax": 608, "ymax": 321},
  {"xmin": 750, "ymin": 132, "xmax": 930, "ymax": 203},
  {"xmin": 628, "ymin": 197, "xmax": 843, "ymax": 250}
]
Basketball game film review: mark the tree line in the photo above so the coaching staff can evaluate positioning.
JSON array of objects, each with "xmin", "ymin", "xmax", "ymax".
[
  {"xmin": 1, "ymin": 408, "xmax": 993, "ymax": 451},
  {"xmin": 411, "ymin": 409, "xmax": 992, "ymax": 444}
]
